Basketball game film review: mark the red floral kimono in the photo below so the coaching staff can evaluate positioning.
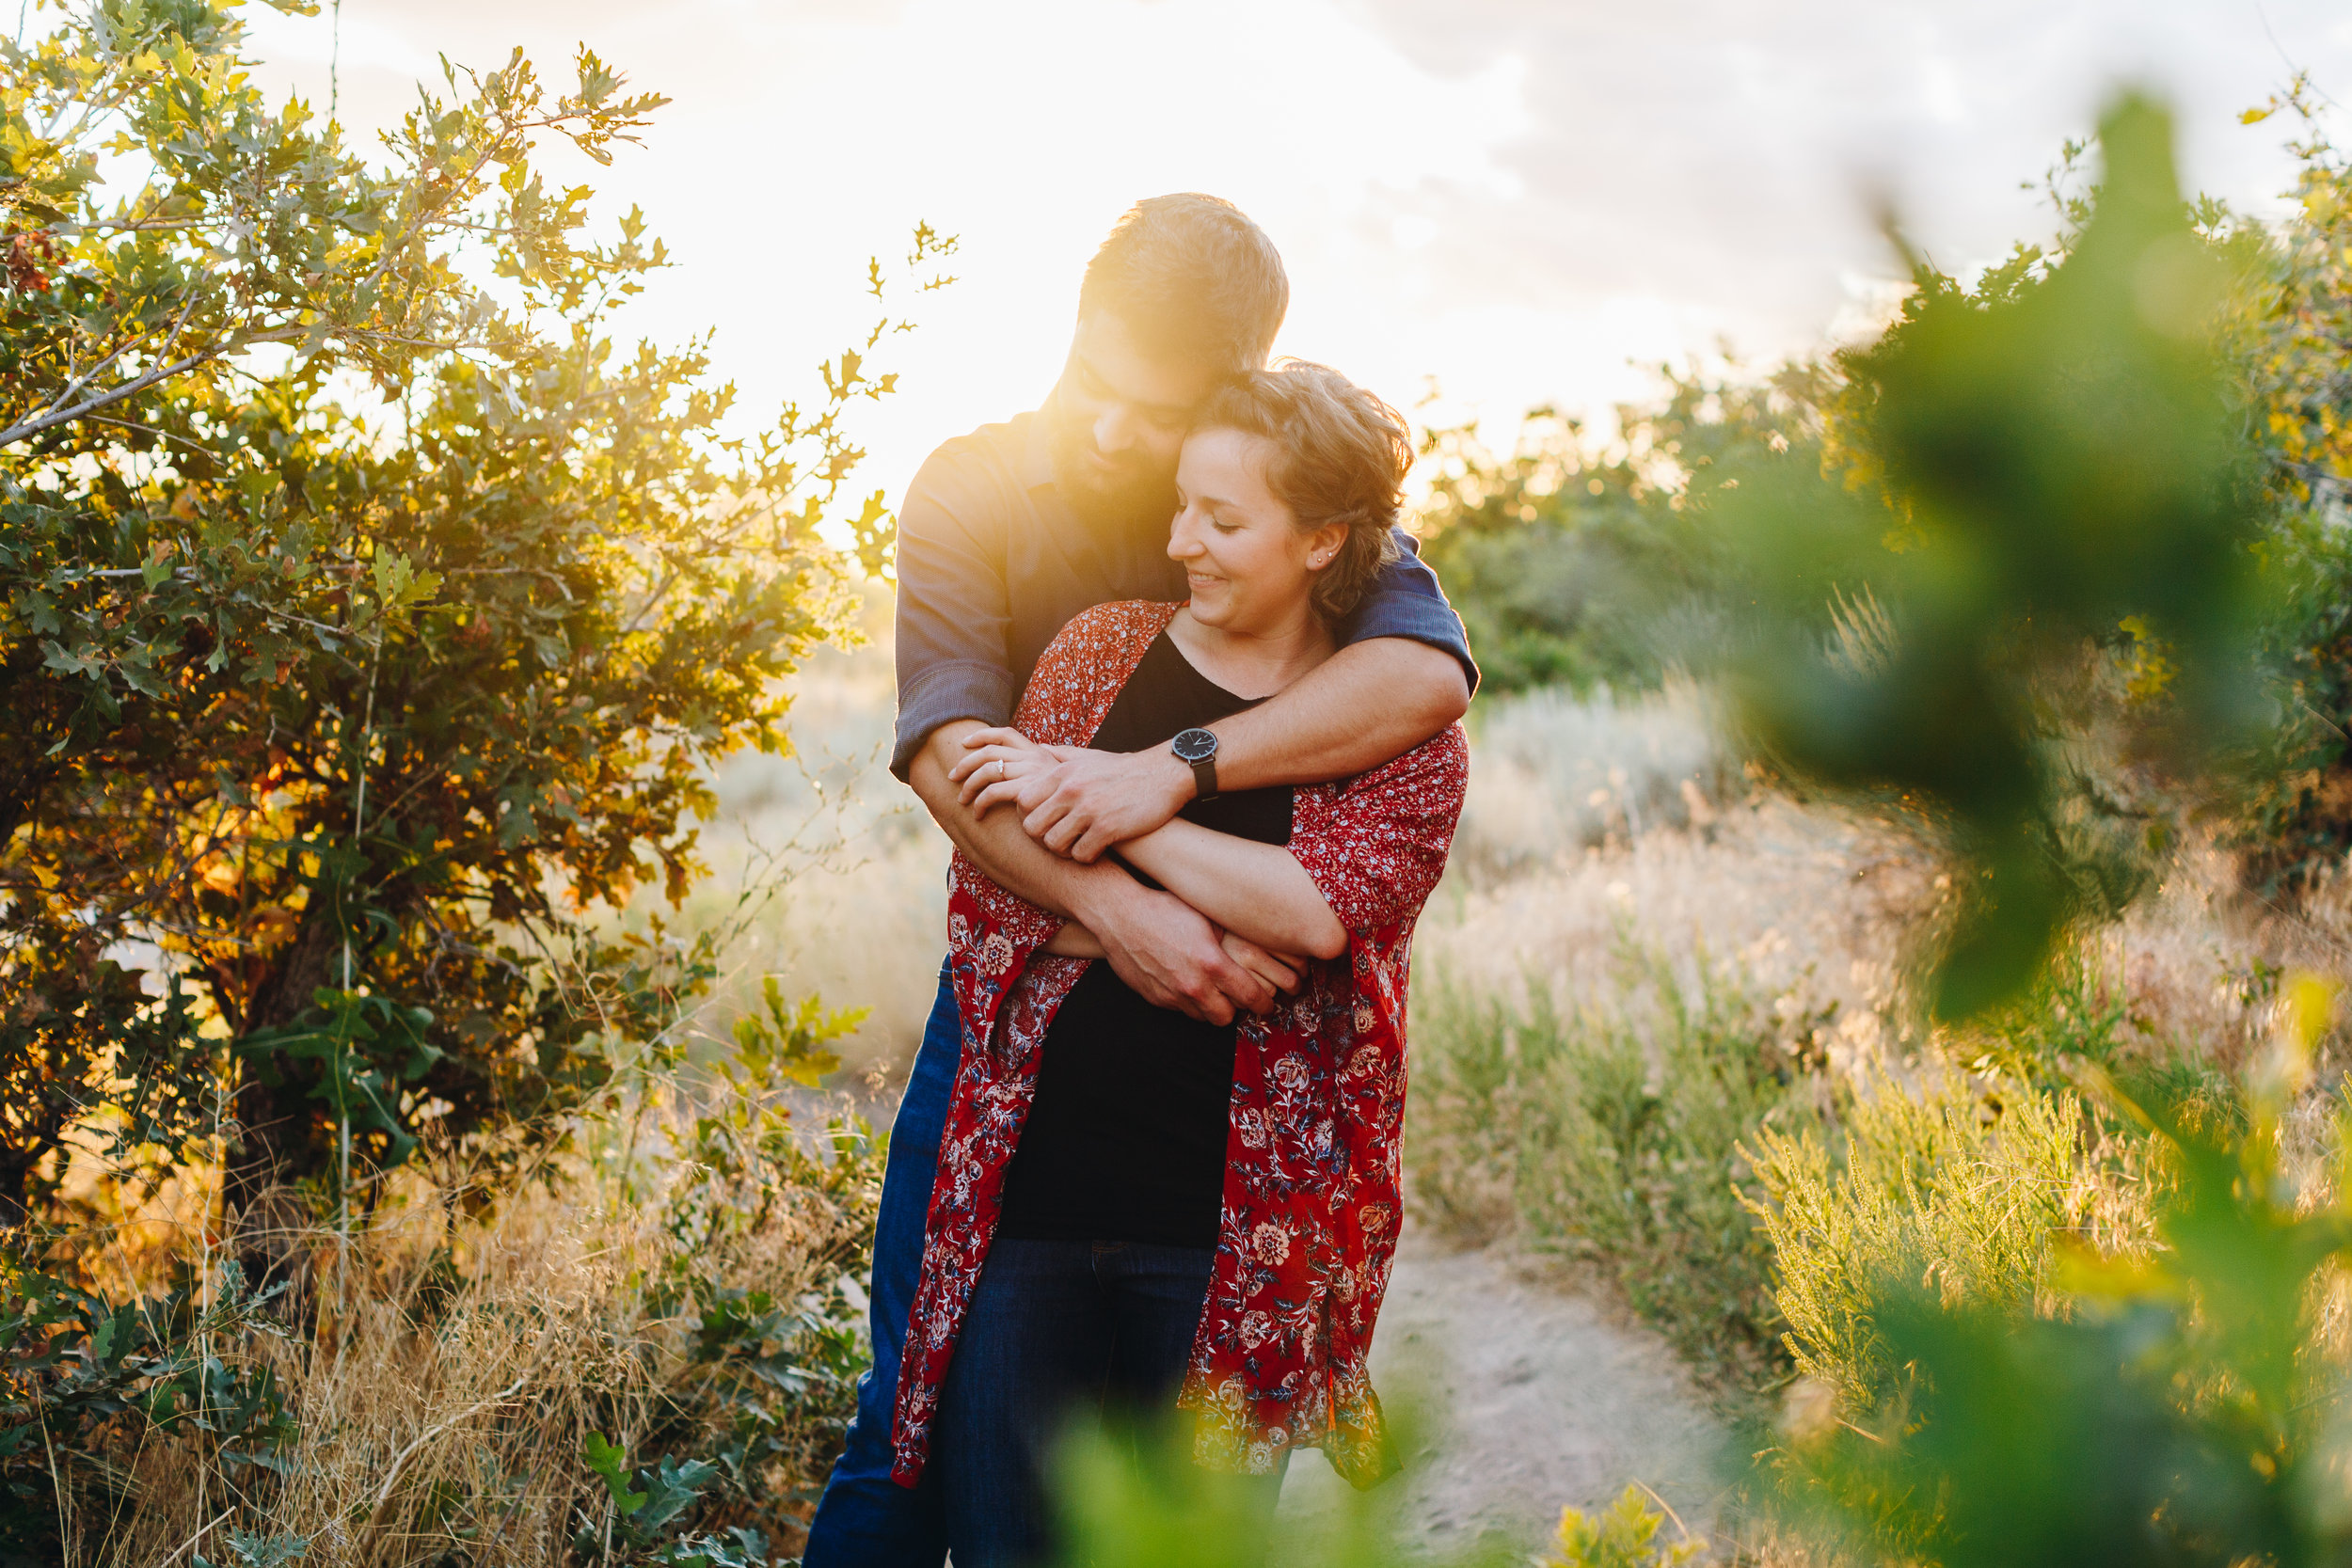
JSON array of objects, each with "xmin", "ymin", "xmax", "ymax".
[{"xmin": 889, "ymin": 600, "xmax": 1469, "ymax": 1487}]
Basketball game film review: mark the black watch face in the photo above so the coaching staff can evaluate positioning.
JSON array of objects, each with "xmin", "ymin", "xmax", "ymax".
[{"xmin": 1171, "ymin": 727, "xmax": 1217, "ymax": 763}]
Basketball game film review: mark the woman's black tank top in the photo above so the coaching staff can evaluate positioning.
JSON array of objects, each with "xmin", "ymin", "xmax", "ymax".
[{"xmin": 993, "ymin": 628, "xmax": 1295, "ymax": 1249}]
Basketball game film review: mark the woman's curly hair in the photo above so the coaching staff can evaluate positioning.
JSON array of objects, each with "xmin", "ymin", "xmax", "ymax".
[{"xmin": 1195, "ymin": 361, "xmax": 1410, "ymax": 625}]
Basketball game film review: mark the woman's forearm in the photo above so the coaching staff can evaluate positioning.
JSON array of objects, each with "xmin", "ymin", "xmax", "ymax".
[
  {"xmin": 1042, "ymin": 922, "xmax": 1106, "ymax": 958},
  {"xmin": 1116, "ymin": 820, "xmax": 1347, "ymax": 959}
]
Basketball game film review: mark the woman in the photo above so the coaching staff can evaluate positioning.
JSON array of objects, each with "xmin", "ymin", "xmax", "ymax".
[{"xmin": 887, "ymin": 363, "xmax": 1469, "ymax": 1562}]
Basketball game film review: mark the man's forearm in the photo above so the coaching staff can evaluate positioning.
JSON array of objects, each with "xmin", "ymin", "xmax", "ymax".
[
  {"xmin": 955, "ymin": 636, "xmax": 1471, "ymax": 866},
  {"xmin": 911, "ymin": 722, "xmax": 1125, "ymax": 925},
  {"xmin": 1209, "ymin": 636, "xmax": 1469, "ymax": 793},
  {"xmin": 912, "ymin": 720, "xmax": 1276, "ymax": 1022}
]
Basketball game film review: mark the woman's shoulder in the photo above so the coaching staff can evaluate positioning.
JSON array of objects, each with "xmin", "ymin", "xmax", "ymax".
[
  {"xmin": 1045, "ymin": 599, "xmax": 1183, "ymax": 655},
  {"xmin": 1033, "ymin": 600, "xmax": 1184, "ymax": 678},
  {"xmin": 1015, "ymin": 601, "xmax": 1184, "ymax": 737}
]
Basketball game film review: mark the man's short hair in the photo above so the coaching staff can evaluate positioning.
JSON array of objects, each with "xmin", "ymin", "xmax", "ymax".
[{"xmin": 1079, "ymin": 194, "xmax": 1289, "ymax": 375}]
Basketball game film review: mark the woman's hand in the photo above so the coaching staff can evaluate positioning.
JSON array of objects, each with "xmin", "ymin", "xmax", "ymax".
[
  {"xmin": 1042, "ymin": 921, "xmax": 1106, "ymax": 958},
  {"xmin": 1221, "ymin": 930, "xmax": 1304, "ymax": 1003},
  {"xmin": 949, "ymin": 727, "xmax": 1079, "ymax": 812}
]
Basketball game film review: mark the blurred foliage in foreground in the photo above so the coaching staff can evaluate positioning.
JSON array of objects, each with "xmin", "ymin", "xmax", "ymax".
[
  {"xmin": 1728, "ymin": 93, "xmax": 2352, "ymax": 1568},
  {"xmin": 1043, "ymin": 1418, "xmax": 1704, "ymax": 1568},
  {"xmin": 1756, "ymin": 977, "xmax": 2352, "ymax": 1568},
  {"xmin": 1341, "ymin": 85, "xmax": 2352, "ymax": 1568},
  {"xmin": 1421, "ymin": 81, "xmax": 2352, "ymax": 974},
  {"xmin": 1722, "ymin": 94, "xmax": 2262, "ymax": 1017}
]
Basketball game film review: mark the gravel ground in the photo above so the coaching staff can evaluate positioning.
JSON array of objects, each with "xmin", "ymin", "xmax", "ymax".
[{"xmin": 1273, "ymin": 1233, "xmax": 1731, "ymax": 1560}]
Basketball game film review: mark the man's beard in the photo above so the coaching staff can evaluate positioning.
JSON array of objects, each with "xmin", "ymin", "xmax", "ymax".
[{"xmin": 1047, "ymin": 411, "xmax": 1174, "ymax": 521}]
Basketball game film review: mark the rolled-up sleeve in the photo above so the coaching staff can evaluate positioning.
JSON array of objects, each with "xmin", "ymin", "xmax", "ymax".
[
  {"xmin": 1288, "ymin": 724, "xmax": 1470, "ymax": 936},
  {"xmin": 1341, "ymin": 529, "xmax": 1480, "ymax": 697},
  {"xmin": 892, "ymin": 452, "xmax": 1015, "ymax": 780}
]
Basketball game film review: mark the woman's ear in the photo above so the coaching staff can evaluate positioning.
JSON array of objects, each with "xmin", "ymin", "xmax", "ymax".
[{"xmin": 1304, "ymin": 520, "xmax": 1348, "ymax": 572}]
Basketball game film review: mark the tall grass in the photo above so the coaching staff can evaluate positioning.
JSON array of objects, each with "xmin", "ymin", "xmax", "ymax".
[
  {"xmin": 1406, "ymin": 685, "xmax": 1905, "ymax": 1398},
  {"xmin": 1744, "ymin": 1068, "xmax": 2164, "ymax": 1417},
  {"xmin": 1408, "ymin": 947, "xmax": 1826, "ymax": 1392}
]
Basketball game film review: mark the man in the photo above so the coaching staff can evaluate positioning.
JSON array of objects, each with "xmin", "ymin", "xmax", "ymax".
[{"xmin": 802, "ymin": 194, "xmax": 1475, "ymax": 1566}]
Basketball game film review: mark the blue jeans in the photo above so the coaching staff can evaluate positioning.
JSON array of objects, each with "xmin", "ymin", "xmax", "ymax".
[
  {"xmin": 803, "ymin": 965, "xmax": 961, "ymax": 1568},
  {"xmin": 934, "ymin": 1238, "xmax": 1280, "ymax": 1568}
]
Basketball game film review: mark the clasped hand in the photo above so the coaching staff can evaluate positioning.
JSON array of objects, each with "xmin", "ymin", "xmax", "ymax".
[
  {"xmin": 948, "ymin": 725, "xmax": 1190, "ymax": 864},
  {"xmin": 948, "ymin": 725, "xmax": 1303, "ymax": 1014}
]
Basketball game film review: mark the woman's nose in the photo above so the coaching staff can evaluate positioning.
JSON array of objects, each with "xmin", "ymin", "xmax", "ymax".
[{"xmin": 1167, "ymin": 511, "xmax": 1201, "ymax": 558}]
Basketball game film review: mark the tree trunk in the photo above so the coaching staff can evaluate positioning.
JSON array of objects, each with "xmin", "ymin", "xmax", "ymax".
[{"xmin": 224, "ymin": 905, "xmax": 346, "ymax": 1298}]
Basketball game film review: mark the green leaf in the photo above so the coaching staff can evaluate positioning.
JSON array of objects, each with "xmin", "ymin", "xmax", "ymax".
[
  {"xmin": 223, "ymin": 1528, "xmax": 308, "ymax": 1567},
  {"xmin": 582, "ymin": 1430, "xmax": 648, "ymax": 1516}
]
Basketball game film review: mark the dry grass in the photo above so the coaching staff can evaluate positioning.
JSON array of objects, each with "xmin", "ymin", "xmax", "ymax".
[
  {"xmin": 14, "ymin": 589, "xmax": 913, "ymax": 1567},
  {"xmin": 1424, "ymin": 685, "xmax": 2339, "ymax": 1090},
  {"xmin": 32, "ymin": 1085, "xmax": 878, "ymax": 1568},
  {"xmin": 1419, "ymin": 685, "xmax": 1940, "ymax": 1087}
]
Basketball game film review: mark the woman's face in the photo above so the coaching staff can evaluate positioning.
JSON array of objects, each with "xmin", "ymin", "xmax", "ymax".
[{"xmin": 1169, "ymin": 426, "xmax": 1344, "ymax": 637}]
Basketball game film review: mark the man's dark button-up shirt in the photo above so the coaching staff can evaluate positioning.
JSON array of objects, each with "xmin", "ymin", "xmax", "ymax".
[{"xmin": 891, "ymin": 410, "xmax": 1478, "ymax": 779}]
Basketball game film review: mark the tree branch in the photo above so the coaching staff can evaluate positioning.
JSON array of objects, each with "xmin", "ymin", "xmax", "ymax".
[
  {"xmin": 3, "ymin": 350, "xmax": 215, "ymax": 448},
  {"xmin": 0, "ymin": 325, "xmax": 316, "ymax": 448}
]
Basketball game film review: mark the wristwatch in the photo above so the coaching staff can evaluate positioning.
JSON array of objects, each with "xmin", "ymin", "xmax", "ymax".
[{"xmin": 1171, "ymin": 727, "xmax": 1220, "ymax": 802}]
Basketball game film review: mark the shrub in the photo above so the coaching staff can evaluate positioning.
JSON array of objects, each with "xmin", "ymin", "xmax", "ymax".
[
  {"xmin": 1414, "ymin": 370, "xmax": 1823, "ymax": 698},
  {"xmin": 0, "ymin": 0, "xmax": 953, "ymax": 1259},
  {"xmin": 1537, "ymin": 1486, "xmax": 1709, "ymax": 1568}
]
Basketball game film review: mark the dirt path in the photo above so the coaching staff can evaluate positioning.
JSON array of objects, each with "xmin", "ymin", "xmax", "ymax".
[{"xmin": 1275, "ymin": 1233, "xmax": 1730, "ymax": 1557}]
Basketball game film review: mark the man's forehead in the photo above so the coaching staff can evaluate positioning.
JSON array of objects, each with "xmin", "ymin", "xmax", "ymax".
[{"xmin": 1073, "ymin": 312, "xmax": 1216, "ymax": 414}]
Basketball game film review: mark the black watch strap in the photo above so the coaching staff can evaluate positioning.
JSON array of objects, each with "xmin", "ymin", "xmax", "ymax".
[{"xmin": 1188, "ymin": 751, "xmax": 1219, "ymax": 803}]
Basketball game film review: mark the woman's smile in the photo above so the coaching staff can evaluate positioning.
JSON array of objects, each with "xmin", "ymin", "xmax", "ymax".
[{"xmin": 1168, "ymin": 425, "xmax": 1333, "ymax": 646}]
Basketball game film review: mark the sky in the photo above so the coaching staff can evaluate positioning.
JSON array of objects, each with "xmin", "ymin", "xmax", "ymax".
[{"xmin": 234, "ymin": 0, "xmax": 2352, "ymax": 503}]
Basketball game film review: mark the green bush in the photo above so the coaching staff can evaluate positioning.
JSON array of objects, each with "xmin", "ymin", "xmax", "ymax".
[
  {"xmin": 1745, "ymin": 1066, "xmax": 2162, "ymax": 1415},
  {"xmin": 1414, "ymin": 370, "xmax": 1823, "ymax": 698},
  {"xmin": 1408, "ymin": 947, "xmax": 1828, "ymax": 1388},
  {"xmin": 0, "ymin": 0, "xmax": 951, "ymax": 1254}
]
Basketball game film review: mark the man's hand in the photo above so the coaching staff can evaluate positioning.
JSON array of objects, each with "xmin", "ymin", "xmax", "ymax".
[
  {"xmin": 951, "ymin": 726, "xmax": 1195, "ymax": 863},
  {"xmin": 1089, "ymin": 883, "xmax": 1278, "ymax": 1024}
]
